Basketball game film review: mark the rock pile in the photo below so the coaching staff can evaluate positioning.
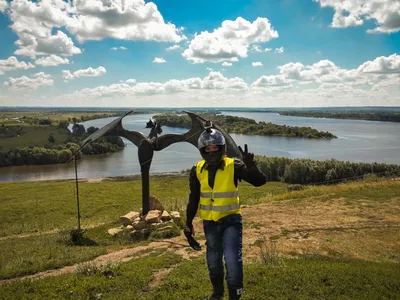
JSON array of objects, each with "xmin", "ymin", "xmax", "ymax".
[{"xmin": 107, "ymin": 196, "xmax": 181, "ymax": 240}]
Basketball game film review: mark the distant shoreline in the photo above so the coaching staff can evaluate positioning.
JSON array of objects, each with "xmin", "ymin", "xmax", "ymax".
[{"xmin": 0, "ymin": 171, "xmax": 190, "ymax": 184}]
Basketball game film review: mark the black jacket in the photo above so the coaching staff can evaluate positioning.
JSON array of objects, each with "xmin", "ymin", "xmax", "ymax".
[{"xmin": 186, "ymin": 158, "xmax": 266, "ymax": 227}]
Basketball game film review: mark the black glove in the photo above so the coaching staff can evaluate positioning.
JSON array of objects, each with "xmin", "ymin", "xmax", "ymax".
[
  {"xmin": 184, "ymin": 227, "xmax": 201, "ymax": 251},
  {"xmin": 238, "ymin": 144, "xmax": 255, "ymax": 167}
]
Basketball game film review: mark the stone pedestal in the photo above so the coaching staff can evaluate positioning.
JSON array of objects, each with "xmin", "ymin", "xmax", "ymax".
[{"xmin": 108, "ymin": 196, "xmax": 181, "ymax": 241}]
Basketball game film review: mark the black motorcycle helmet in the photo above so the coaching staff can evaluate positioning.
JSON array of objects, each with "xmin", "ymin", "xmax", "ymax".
[{"xmin": 198, "ymin": 129, "xmax": 226, "ymax": 166}]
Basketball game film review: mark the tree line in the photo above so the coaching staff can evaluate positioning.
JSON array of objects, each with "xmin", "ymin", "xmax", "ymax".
[
  {"xmin": 279, "ymin": 111, "xmax": 400, "ymax": 123},
  {"xmin": 14, "ymin": 113, "xmax": 119, "ymax": 126},
  {"xmin": 254, "ymin": 156, "xmax": 400, "ymax": 184},
  {"xmin": 0, "ymin": 124, "xmax": 125, "ymax": 167},
  {"xmin": 154, "ymin": 113, "xmax": 337, "ymax": 139}
]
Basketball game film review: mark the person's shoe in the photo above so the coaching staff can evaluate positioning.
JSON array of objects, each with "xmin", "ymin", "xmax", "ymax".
[
  {"xmin": 228, "ymin": 287, "xmax": 242, "ymax": 300},
  {"xmin": 206, "ymin": 293, "xmax": 224, "ymax": 300}
]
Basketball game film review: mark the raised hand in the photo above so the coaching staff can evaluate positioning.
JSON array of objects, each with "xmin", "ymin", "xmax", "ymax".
[{"xmin": 238, "ymin": 144, "xmax": 255, "ymax": 166}]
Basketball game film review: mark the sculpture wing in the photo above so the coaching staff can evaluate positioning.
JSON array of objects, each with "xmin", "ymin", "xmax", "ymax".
[
  {"xmin": 79, "ymin": 110, "xmax": 133, "ymax": 147},
  {"xmin": 68, "ymin": 110, "xmax": 147, "ymax": 162},
  {"xmin": 155, "ymin": 111, "xmax": 243, "ymax": 160}
]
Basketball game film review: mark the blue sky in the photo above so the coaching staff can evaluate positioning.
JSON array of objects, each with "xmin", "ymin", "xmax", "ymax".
[{"xmin": 0, "ymin": 0, "xmax": 399, "ymax": 107}]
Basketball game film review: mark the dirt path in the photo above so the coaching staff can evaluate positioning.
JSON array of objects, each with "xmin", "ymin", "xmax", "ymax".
[
  {"xmin": 0, "ymin": 223, "xmax": 106, "ymax": 241},
  {"xmin": 1, "ymin": 195, "xmax": 400, "ymax": 286},
  {"xmin": 0, "ymin": 233, "xmax": 205, "ymax": 285}
]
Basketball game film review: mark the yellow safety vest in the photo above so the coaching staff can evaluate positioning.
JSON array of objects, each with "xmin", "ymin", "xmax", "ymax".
[{"xmin": 196, "ymin": 157, "xmax": 241, "ymax": 221}]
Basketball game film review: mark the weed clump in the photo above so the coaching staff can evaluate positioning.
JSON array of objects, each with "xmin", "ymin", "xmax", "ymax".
[
  {"xmin": 258, "ymin": 237, "xmax": 285, "ymax": 267},
  {"xmin": 59, "ymin": 229, "xmax": 97, "ymax": 246},
  {"xmin": 76, "ymin": 261, "xmax": 120, "ymax": 278}
]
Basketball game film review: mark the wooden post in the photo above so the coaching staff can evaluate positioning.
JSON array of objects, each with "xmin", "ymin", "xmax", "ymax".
[{"xmin": 74, "ymin": 155, "xmax": 81, "ymax": 231}]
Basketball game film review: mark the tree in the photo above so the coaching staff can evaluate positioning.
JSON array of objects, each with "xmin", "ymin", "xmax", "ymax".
[
  {"xmin": 72, "ymin": 124, "xmax": 85, "ymax": 135},
  {"xmin": 86, "ymin": 126, "xmax": 99, "ymax": 134},
  {"xmin": 48, "ymin": 134, "xmax": 56, "ymax": 144},
  {"xmin": 58, "ymin": 121, "xmax": 69, "ymax": 129}
]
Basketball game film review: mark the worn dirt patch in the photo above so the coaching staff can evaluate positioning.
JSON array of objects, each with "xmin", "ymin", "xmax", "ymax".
[
  {"xmin": 241, "ymin": 197, "xmax": 400, "ymax": 262},
  {"xmin": 144, "ymin": 265, "xmax": 178, "ymax": 293},
  {"xmin": 85, "ymin": 178, "xmax": 104, "ymax": 183}
]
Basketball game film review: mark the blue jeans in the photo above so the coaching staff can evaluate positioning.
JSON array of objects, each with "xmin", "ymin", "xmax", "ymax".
[{"xmin": 203, "ymin": 214, "xmax": 243, "ymax": 298}]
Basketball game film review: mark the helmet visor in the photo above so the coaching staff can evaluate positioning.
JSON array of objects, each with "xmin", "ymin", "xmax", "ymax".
[{"xmin": 198, "ymin": 129, "xmax": 225, "ymax": 149}]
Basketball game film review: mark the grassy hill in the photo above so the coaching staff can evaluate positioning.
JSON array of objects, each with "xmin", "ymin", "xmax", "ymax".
[{"xmin": 0, "ymin": 177, "xmax": 399, "ymax": 299}]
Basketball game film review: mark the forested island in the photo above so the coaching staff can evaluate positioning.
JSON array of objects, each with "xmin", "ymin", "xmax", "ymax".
[
  {"xmin": 279, "ymin": 111, "xmax": 400, "ymax": 123},
  {"xmin": 154, "ymin": 113, "xmax": 337, "ymax": 139},
  {"xmin": 0, "ymin": 111, "xmax": 125, "ymax": 167}
]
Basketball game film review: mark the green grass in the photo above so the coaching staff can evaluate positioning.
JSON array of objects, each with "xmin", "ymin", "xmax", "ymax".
[
  {"xmin": 0, "ymin": 111, "xmax": 118, "ymax": 124},
  {"xmin": 0, "ymin": 111, "xmax": 120, "ymax": 151},
  {"xmin": 0, "ymin": 222, "xmax": 156, "ymax": 280},
  {"xmin": 269, "ymin": 180, "xmax": 400, "ymax": 203},
  {"xmin": 0, "ymin": 233, "xmax": 107, "ymax": 280},
  {"xmin": 0, "ymin": 178, "xmax": 285, "ymax": 237},
  {"xmin": 245, "ymin": 257, "xmax": 400, "ymax": 300},
  {"xmin": 1, "ymin": 178, "xmax": 399, "ymax": 298},
  {"xmin": 0, "ymin": 126, "xmax": 71, "ymax": 151},
  {"xmin": 0, "ymin": 250, "xmax": 183, "ymax": 300},
  {"xmin": 0, "ymin": 178, "xmax": 285, "ymax": 279},
  {"xmin": 2, "ymin": 255, "xmax": 398, "ymax": 300},
  {"xmin": 148, "ymin": 256, "xmax": 400, "ymax": 299}
]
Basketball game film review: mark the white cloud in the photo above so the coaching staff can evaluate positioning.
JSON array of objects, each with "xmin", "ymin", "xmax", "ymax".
[
  {"xmin": 4, "ymin": 72, "xmax": 53, "ymax": 89},
  {"xmin": 14, "ymin": 30, "xmax": 82, "ymax": 59},
  {"xmin": 372, "ymin": 74, "xmax": 400, "ymax": 91},
  {"xmin": 58, "ymin": 71, "xmax": 248, "ymax": 102},
  {"xmin": 315, "ymin": 0, "xmax": 400, "ymax": 33},
  {"xmin": 222, "ymin": 62, "xmax": 232, "ymax": 67},
  {"xmin": 0, "ymin": 56, "xmax": 35, "ymax": 75},
  {"xmin": 4, "ymin": 54, "xmax": 399, "ymax": 107},
  {"xmin": 276, "ymin": 60, "xmax": 360, "ymax": 84},
  {"xmin": 202, "ymin": 72, "xmax": 248, "ymax": 90},
  {"xmin": 252, "ymin": 75, "xmax": 290, "ymax": 87},
  {"xmin": 182, "ymin": 17, "xmax": 278, "ymax": 63},
  {"xmin": 35, "ymin": 55, "xmax": 70, "ymax": 67},
  {"xmin": 252, "ymin": 62, "xmax": 263, "ymax": 67},
  {"xmin": 251, "ymin": 45, "xmax": 262, "ymax": 53},
  {"xmin": 125, "ymin": 79, "xmax": 137, "ymax": 84},
  {"xmin": 8, "ymin": 0, "xmax": 81, "ymax": 58},
  {"xmin": 0, "ymin": 0, "xmax": 7, "ymax": 12},
  {"xmin": 264, "ymin": 48, "xmax": 272, "ymax": 52},
  {"xmin": 67, "ymin": 0, "xmax": 185, "ymax": 43},
  {"xmin": 357, "ymin": 54, "xmax": 400, "ymax": 74},
  {"xmin": 254, "ymin": 55, "xmax": 400, "ymax": 89},
  {"xmin": 110, "ymin": 46, "xmax": 128, "ymax": 51},
  {"xmin": 6, "ymin": 0, "xmax": 184, "ymax": 58},
  {"xmin": 275, "ymin": 47, "xmax": 284, "ymax": 54},
  {"xmin": 153, "ymin": 57, "xmax": 166, "ymax": 64},
  {"xmin": 166, "ymin": 45, "xmax": 181, "ymax": 51},
  {"xmin": 62, "ymin": 66, "xmax": 106, "ymax": 81}
]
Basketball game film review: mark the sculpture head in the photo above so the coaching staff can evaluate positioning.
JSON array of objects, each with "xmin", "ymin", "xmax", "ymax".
[{"xmin": 146, "ymin": 119, "xmax": 163, "ymax": 139}]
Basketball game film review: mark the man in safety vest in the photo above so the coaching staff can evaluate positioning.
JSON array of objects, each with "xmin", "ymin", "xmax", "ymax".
[{"xmin": 185, "ymin": 128, "xmax": 267, "ymax": 300}]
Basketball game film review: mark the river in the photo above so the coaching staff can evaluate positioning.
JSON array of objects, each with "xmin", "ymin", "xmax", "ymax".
[{"xmin": 1, "ymin": 112, "xmax": 399, "ymax": 182}]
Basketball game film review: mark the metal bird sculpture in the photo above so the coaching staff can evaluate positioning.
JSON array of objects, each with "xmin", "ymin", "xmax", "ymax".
[{"xmin": 74, "ymin": 110, "xmax": 242, "ymax": 215}]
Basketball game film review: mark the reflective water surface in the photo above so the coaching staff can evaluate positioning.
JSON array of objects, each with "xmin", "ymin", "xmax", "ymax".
[{"xmin": 1, "ymin": 112, "xmax": 399, "ymax": 182}]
